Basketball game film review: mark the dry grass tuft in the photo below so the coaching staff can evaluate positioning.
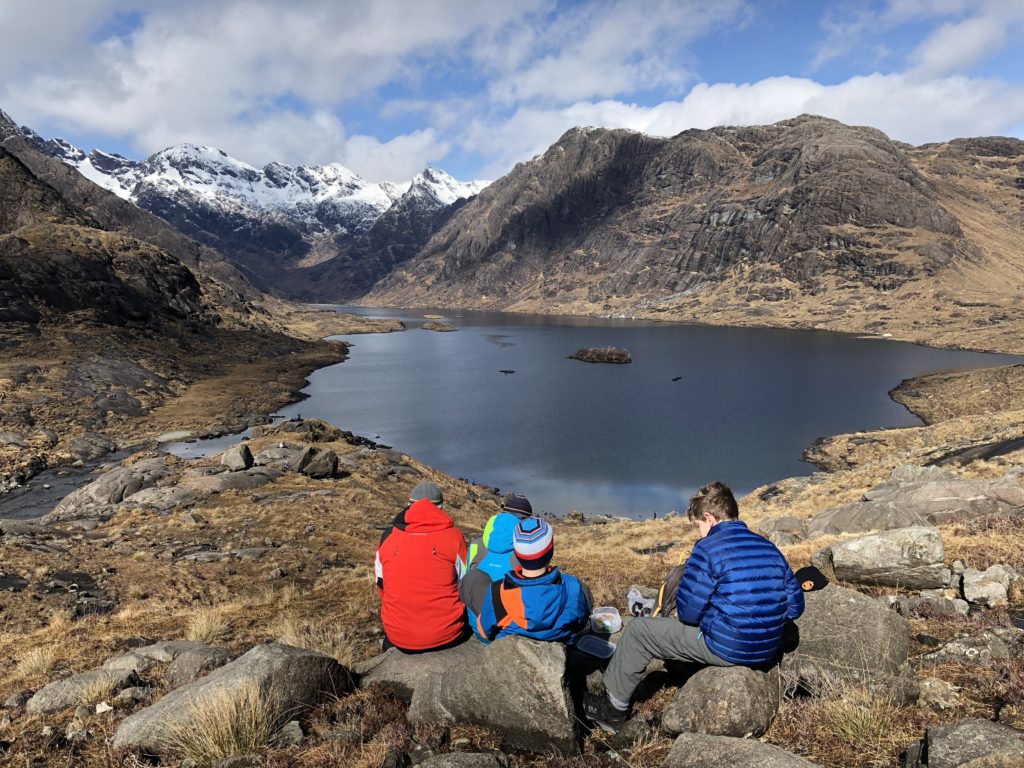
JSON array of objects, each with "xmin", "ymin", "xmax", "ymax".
[
  {"xmin": 75, "ymin": 675, "xmax": 120, "ymax": 706},
  {"xmin": 165, "ymin": 682, "xmax": 286, "ymax": 767},
  {"xmin": 15, "ymin": 643, "xmax": 63, "ymax": 679},
  {"xmin": 187, "ymin": 608, "xmax": 230, "ymax": 645},
  {"xmin": 271, "ymin": 614, "xmax": 359, "ymax": 666}
]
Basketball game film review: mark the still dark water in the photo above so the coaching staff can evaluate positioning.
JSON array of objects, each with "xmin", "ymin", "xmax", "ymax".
[{"xmin": 269, "ymin": 308, "xmax": 1019, "ymax": 518}]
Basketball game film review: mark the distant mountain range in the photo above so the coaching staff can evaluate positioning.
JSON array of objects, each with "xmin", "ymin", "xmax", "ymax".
[
  {"xmin": 4, "ymin": 108, "xmax": 1023, "ymax": 353},
  {"xmin": 4, "ymin": 110, "xmax": 487, "ymax": 297}
]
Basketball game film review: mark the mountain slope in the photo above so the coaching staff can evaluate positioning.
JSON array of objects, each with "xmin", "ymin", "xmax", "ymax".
[
  {"xmin": 366, "ymin": 115, "xmax": 1024, "ymax": 353},
  {"xmin": 3, "ymin": 111, "xmax": 487, "ymax": 296}
]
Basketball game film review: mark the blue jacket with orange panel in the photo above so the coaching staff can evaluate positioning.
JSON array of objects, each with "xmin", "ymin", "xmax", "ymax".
[
  {"xmin": 475, "ymin": 566, "xmax": 590, "ymax": 643},
  {"xmin": 675, "ymin": 519, "xmax": 804, "ymax": 666}
]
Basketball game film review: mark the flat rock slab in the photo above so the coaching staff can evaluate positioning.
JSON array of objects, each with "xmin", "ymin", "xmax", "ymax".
[
  {"xmin": 908, "ymin": 719, "xmax": 1024, "ymax": 768},
  {"xmin": 661, "ymin": 665, "xmax": 780, "ymax": 737},
  {"xmin": 408, "ymin": 636, "xmax": 577, "ymax": 755},
  {"xmin": 355, "ymin": 640, "xmax": 486, "ymax": 701},
  {"xmin": 661, "ymin": 733, "xmax": 820, "ymax": 767},
  {"xmin": 103, "ymin": 640, "xmax": 228, "ymax": 675},
  {"xmin": 780, "ymin": 584, "xmax": 914, "ymax": 701},
  {"xmin": 112, "ymin": 643, "xmax": 352, "ymax": 754},
  {"xmin": 814, "ymin": 526, "xmax": 946, "ymax": 590},
  {"xmin": 46, "ymin": 458, "xmax": 174, "ymax": 522},
  {"xmin": 27, "ymin": 667, "xmax": 140, "ymax": 714},
  {"xmin": 419, "ymin": 755, "xmax": 508, "ymax": 768},
  {"xmin": 181, "ymin": 467, "xmax": 281, "ymax": 494}
]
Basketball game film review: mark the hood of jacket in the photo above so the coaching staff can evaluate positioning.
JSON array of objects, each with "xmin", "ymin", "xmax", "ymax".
[
  {"xmin": 482, "ymin": 512, "xmax": 520, "ymax": 554},
  {"xmin": 393, "ymin": 498, "xmax": 454, "ymax": 534}
]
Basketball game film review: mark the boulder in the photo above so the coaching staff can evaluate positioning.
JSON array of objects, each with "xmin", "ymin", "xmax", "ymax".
[
  {"xmin": 889, "ymin": 596, "xmax": 969, "ymax": 619},
  {"xmin": 962, "ymin": 567, "xmax": 1011, "ymax": 608},
  {"xmin": 661, "ymin": 733, "xmax": 820, "ymax": 767},
  {"xmin": 253, "ymin": 444, "xmax": 316, "ymax": 471},
  {"xmin": 355, "ymin": 641, "xmax": 486, "ymax": 701},
  {"xmin": 68, "ymin": 432, "xmax": 117, "ymax": 462},
  {"xmin": 220, "ymin": 444, "xmax": 253, "ymax": 472},
  {"xmin": 813, "ymin": 527, "xmax": 945, "ymax": 589},
  {"xmin": 46, "ymin": 458, "xmax": 173, "ymax": 522},
  {"xmin": 758, "ymin": 516, "xmax": 807, "ymax": 547},
  {"xmin": 661, "ymin": 665, "xmax": 780, "ymax": 737},
  {"xmin": 918, "ymin": 677, "xmax": 962, "ymax": 711},
  {"xmin": 112, "ymin": 643, "xmax": 352, "ymax": 754},
  {"xmin": 26, "ymin": 667, "xmax": 140, "ymax": 714},
  {"xmin": 809, "ymin": 501, "xmax": 928, "ymax": 536},
  {"xmin": 780, "ymin": 584, "xmax": 915, "ymax": 702},
  {"xmin": 906, "ymin": 719, "xmax": 1024, "ymax": 768},
  {"xmin": 301, "ymin": 449, "xmax": 339, "ymax": 479},
  {"xmin": 122, "ymin": 486, "xmax": 204, "ymax": 512},
  {"xmin": 103, "ymin": 640, "xmax": 218, "ymax": 673},
  {"xmin": 960, "ymin": 753, "xmax": 1024, "ymax": 768},
  {"xmin": 165, "ymin": 646, "xmax": 235, "ymax": 688},
  {"xmin": 407, "ymin": 637, "xmax": 576, "ymax": 754}
]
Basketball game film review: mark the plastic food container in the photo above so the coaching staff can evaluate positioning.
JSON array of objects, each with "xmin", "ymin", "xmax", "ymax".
[
  {"xmin": 577, "ymin": 634, "xmax": 616, "ymax": 659},
  {"xmin": 589, "ymin": 606, "xmax": 622, "ymax": 634}
]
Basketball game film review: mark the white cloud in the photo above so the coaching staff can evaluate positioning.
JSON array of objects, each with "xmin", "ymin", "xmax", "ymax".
[
  {"xmin": 465, "ymin": 73, "xmax": 1024, "ymax": 178},
  {"xmin": 908, "ymin": 15, "xmax": 1008, "ymax": 77},
  {"xmin": 344, "ymin": 129, "xmax": 451, "ymax": 181}
]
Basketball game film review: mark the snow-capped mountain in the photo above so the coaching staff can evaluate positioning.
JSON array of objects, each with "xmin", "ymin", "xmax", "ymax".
[{"xmin": 13, "ymin": 117, "xmax": 487, "ymax": 295}]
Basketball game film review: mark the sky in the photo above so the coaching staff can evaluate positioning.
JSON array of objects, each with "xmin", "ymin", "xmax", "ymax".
[{"xmin": 2, "ymin": 0, "xmax": 1023, "ymax": 182}]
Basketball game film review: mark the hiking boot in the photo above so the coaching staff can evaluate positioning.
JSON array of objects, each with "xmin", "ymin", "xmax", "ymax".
[{"xmin": 583, "ymin": 692, "xmax": 628, "ymax": 734}]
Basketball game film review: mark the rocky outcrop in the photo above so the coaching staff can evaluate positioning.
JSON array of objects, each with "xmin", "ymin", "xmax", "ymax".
[
  {"xmin": 812, "ymin": 527, "xmax": 947, "ymax": 589},
  {"xmin": 45, "ymin": 458, "xmax": 174, "ymax": 523},
  {"xmin": 407, "ymin": 637, "xmax": 576, "ymax": 754},
  {"xmin": 221, "ymin": 443, "xmax": 253, "ymax": 471},
  {"xmin": 112, "ymin": 643, "xmax": 352, "ymax": 754},
  {"xmin": 780, "ymin": 584, "xmax": 915, "ymax": 702},
  {"xmin": 905, "ymin": 719, "xmax": 1024, "ymax": 768},
  {"xmin": 810, "ymin": 467, "xmax": 1024, "ymax": 535},
  {"xmin": 660, "ymin": 665, "xmax": 780, "ymax": 737},
  {"xmin": 568, "ymin": 347, "xmax": 632, "ymax": 364},
  {"xmin": 422, "ymin": 322, "xmax": 457, "ymax": 332},
  {"xmin": 661, "ymin": 732, "xmax": 820, "ymax": 767}
]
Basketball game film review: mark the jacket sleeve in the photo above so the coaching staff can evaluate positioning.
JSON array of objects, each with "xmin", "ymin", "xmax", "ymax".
[
  {"xmin": 676, "ymin": 541, "xmax": 716, "ymax": 626},
  {"xmin": 476, "ymin": 581, "xmax": 502, "ymax": 641},
  {"xmin": 784, "ymin": 565, "xmax": 805, "ymax": 620},
  {"xmin": 374, "ymin": 527, "xmax": 393, "ymax": 591},
  {"xmin": 454, "ymin": 532, "xmax": 469, "ymax": 581}
]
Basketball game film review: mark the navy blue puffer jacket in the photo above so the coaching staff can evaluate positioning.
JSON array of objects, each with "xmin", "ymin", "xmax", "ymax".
[{"xmin": 676, "ymin": 520, "xmax": 803, "ymax": 665}]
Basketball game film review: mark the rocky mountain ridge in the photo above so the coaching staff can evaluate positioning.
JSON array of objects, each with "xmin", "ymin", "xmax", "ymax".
[
  {"xmin": 3, "ymin": 109, "xmax": 487, "ymax": 295},
  {"xmin": 367, "ymin": 115, "xmax": 1024, "ymax": 354}
]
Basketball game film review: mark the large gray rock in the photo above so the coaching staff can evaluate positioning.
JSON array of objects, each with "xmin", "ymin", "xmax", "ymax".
[
  {"xmin": 813, "ymin": 527, "xmax": 946, "ymax": 589},
  {"xmin": 111, "ymin": 643, "xmax": 351, "ymax": 754},
  {"xmin": 103, "ymin": 640, "xmax": 217, "ymax": 674},
  {"xmin": 407, "ymin": 637, "xmax": 576, "ymax": 754},
  {"xmin": 780, "ymin": 584, "xmax": 915, "ymax": 702},
  {"xmin": 962, "ymin": 567, "xmax": 1011, "ymax": 608},
  {"xmin": 301, "ymin": 449, "xmax": 339, "ymax": 479},
  {"xmin": 907, "ymin": 719, "xmax": 1024, "ymax": 768},
  {"xmin": 253, "ymin": 444, "xmax": 315, "ymax": 472},
  {"xmin": 661, "ymin": 665, "xmax": 780, "ymax": 737},
  {"xmin": 220, "ymin": 444, "xmax": 253, "ymax": 472},
  {"xmin": 26, "ymin": 667, "xmax": 140, "ymax": 714},
  {"xmin": 810, "ymin": 469, "xmax": 1024, "ymax": 535},
  {"xmin": 46, "ymin": 458, "xmax": 173, "ymax": 522},
  {"xmin": 661, "ymin": 733, "xmax": 820, "ymax": 767},
  {"xmin": 355, "ymin": 640, "xmax": 486, "ymax": 701},
  {"xmin": 923, "ymin": 628, "xmax": 1024, "ymax": 664}
]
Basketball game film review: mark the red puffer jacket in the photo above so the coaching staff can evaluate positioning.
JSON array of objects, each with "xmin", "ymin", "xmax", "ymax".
[{"xmin": 375, "ymin": 499, "xmax": 468, "ymax": 651}]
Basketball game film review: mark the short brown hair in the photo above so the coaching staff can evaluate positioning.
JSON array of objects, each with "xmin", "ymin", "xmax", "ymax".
[{"xmin": 686, "ymin": 481, "xmax": 739, "ymax": 523}]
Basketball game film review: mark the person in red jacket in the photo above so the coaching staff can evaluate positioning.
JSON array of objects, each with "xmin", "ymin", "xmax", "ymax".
[{"xmin": 375, "ymin": 482, "xmax": 469, "ymax": 652}]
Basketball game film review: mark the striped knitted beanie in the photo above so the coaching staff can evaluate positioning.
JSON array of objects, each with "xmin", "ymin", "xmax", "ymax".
[
  {"xmin": 513, "ymin": 518, "xmax": 554, "ymax": 569},
  {"xmin": 502, "ymin": 493, "xmax": 533, "ymax": 518}
]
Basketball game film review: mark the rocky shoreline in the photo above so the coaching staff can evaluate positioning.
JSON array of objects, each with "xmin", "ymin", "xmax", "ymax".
[{"xmin": 1, "ymin": 314, "xmax": 1023, "ymax": 768}]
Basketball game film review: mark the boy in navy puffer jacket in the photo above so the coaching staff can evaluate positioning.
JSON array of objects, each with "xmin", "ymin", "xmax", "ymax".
[
  {"xmin": 585, "ymin": 482, "xmax": 804, "ymax": 733},
  {"xmin": 475, "ymin": 518, "xmax": 591, "ymax": 643}
]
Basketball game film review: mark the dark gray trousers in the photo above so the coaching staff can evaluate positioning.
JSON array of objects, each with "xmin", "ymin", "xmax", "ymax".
[{"xmin": 603, "ymin": 617, "xmax": 732, "ymax": 708}]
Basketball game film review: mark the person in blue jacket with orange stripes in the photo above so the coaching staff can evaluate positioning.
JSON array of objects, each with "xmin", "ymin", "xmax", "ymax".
[
  {"xmin": 475, "ymin": 518, "xmax": 591, "ymax": 643},
  {"xmin": 585, "ymin": 481, "xmax": 804, "ymax": 733}
]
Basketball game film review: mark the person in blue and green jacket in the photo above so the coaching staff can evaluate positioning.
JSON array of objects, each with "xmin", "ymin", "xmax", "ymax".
[
  {"xmin": 474, "ymin": 518, "xmax": 592, "ymax": 643},
  {"xmin": 458, "ymin": 493, "xmax": 534, "ymax": 638}
]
